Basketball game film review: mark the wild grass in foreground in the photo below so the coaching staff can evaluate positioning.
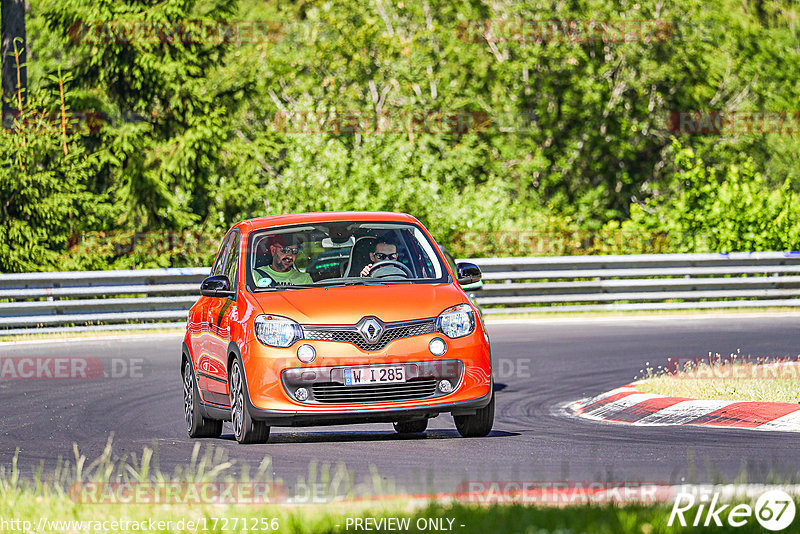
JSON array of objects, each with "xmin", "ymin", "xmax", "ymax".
[
  {"xmin": 635, "ymin": 351, "xmax": 800, "ymax": 403},
  {"xmin": 2, "ymin": 438, "xmax": 799, "ymax": 533},
  {"xmin": 2, "ymin": 488, "xmax": 799, "ymax": 533}
]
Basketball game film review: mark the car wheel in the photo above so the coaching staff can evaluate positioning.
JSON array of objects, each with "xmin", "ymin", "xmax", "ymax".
[
  {"xmin": 229, "ymin": 359, "xmax": 270, "ymax": 444},
  {"xmin": 183, "ymin": 360, "xmax": 222, "ymax": 438},
  {"xmin": 393, "ymin": 419, "xmax": 428, "ymax": 434},
  {"xmin": 454, "ymin": 390, "xmax": 494, "ymax": 438}
]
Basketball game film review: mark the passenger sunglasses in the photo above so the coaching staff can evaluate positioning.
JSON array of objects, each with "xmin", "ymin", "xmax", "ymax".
[
  {"xmin": 373, "ymin": 252, "xmax": 398, "ymax": 260},
  {"xmin": 278, "ymin": 246, "xmax": 300, "ymax": 255}
]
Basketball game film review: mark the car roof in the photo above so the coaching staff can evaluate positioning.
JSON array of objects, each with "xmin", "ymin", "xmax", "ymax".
[{"xmin": 232, "ymin": 211, "xmax": 422, "ymax": 233}]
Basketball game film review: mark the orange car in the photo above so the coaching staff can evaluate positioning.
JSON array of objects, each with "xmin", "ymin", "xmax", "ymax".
[{"xmin": 182, "ymin": 212, "xmax": 493, "ymax": 443}]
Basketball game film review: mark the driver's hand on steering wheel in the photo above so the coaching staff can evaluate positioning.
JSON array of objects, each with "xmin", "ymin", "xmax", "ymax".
[{"xmin": 360, "ymin": 264, "xmax": 372, "ymax": 277}]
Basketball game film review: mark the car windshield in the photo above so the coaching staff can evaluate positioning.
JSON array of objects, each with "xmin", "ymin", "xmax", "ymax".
[{"xmin": 245, "ymin": 221, "xmax": 449, "ymax": 291}]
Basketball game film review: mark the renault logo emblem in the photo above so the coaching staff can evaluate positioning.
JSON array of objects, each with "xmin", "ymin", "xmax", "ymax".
[{"xmin": 357, "ymin": 317, "xmax": 384, "ymax": 344}]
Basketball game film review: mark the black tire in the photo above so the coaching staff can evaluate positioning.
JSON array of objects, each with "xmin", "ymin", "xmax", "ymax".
[
  {"xmin": 183, "ymin": 359, "xmax": 222, "ymax": 438},
  {"xmin": 393, "ymin": 419, "xmax": 428, "ymax": 434},
  {"xmin": 454, "ymin": 391, "xmax": 494, "ymax": 438},
  {"xmin": 229, "ymin": 359, "xmax": 270, "ymax": 444}
]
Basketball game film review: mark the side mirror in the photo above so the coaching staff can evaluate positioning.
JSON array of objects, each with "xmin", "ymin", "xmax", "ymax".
[
  {"xmin": 201, "ymin": 275, "xmax": 234, "ymax": 298},
  {"xmin": 456, "ymin": 262, "xmax": 482, "ymax": 287}
]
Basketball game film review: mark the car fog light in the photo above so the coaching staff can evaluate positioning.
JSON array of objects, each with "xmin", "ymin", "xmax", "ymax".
[
  {"xmin": 297, "ymin": 344, "xmax": 316, "ymax": 363},
  {"xmin": 438, "ymin": 380, "xmax": 453, "ymax": 393},
  {"xmin": 295, "ymin": 387, "xmax": 309, "ymax": 401},
  {"xmin": 429, "ymin": 337, "xmax": 447, "ymax": 356}
]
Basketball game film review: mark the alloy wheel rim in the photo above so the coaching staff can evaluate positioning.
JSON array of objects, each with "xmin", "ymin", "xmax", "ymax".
[
  {"xmin": 184, "ymin": 363, "xmax": 193, "ymax": 432},
  {"xmin": 231, "ymin": 364, "xmax": 244, "ymax": 439}
]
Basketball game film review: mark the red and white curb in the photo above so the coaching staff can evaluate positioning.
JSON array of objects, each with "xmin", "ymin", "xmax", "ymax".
[{"xmin": 569, "ymin": 383, "xmax": 800, "ymax": 432}]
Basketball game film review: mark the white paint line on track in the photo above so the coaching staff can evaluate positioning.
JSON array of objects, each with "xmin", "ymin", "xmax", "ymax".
[
  {"xmin": 0, "ymin": 332, "xmax": 184, "ymax": 346},
  {"xmin": 755, "ymin": 410, "xmax": 800, "ymax": 432},
  {"xmin": 632, "ymin": 400, "xmax": 735, "ymax": 426},
  {"xmin": 486, "ymin": 312, "xmax": 800, "ymax": 325},
  {"xmin": 580, "ymin": 393, "xmax": 661, "ymax": 420},
  {"xmin": 571, "ymin": 385, "xmax": 639, "ymax": 412},
  {"xmin": 567, "ymin": 380, "xmax": 800, "ymax": 432},
  {"xmin": 568, "ymin": 393, "xmax": 800, "ymax": 432}
]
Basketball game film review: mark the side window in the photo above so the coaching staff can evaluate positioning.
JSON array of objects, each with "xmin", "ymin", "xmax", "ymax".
[
  {"xmin": 211, "ymin": 233, "xmax": 234, "ymax": 277},
  {"xmin": 391, "ymin": 230, "xmax": 414, "ymax": 275},
  {"xmin": 224, "ymin": 232, "xmax": 241, "ymax": 290},
  {"xmin": 400, "ymin": 230, "xmax": 426, "ymax": 278},
  {"xmin": 441, "ymin": 246, "xmax": 457, "ymax": 275}
]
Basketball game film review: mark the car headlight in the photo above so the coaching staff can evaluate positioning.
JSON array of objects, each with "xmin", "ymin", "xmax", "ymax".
[
  {"xmin": 436, "ymin": 304, "xmax": 476, "ymax": 339},
  {"xmin": 254, "ymin": 314, "xmax": 302, "ymax": 347}
]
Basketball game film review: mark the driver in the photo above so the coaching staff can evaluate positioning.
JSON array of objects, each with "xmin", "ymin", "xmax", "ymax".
[
  {"xmin": 360, "ymin": 240, "xmax": 399, "ymax": 277},
  {"xmin": 254, "ymin": 235, "xmax": 313, "ymax": 287}
]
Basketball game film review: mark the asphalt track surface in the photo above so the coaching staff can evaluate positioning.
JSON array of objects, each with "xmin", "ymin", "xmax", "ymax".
[{"xmin": 2, "ymin": 314, "xmax": 799, "ymax": 496}]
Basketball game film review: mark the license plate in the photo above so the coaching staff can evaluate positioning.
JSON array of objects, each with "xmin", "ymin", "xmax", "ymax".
[{"xmin": 343, "ymin": 366, "xmax": 406, "ymax": 385}]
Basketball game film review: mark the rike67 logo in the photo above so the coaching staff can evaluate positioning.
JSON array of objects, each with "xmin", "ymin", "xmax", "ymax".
[{"xmin": 669, "ymin": 489, "xmax": 796, "ymax": 531}]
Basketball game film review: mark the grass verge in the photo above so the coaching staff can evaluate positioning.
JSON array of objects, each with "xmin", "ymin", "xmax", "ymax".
[{"xmin": 635, "ymin": 353, "xmax": 800, "ymax": 403}]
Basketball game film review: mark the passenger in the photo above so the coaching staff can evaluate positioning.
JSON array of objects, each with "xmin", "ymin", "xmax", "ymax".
[{"xmin": 254, "ymin": 235, "xmax": 312, "ymax": 287}]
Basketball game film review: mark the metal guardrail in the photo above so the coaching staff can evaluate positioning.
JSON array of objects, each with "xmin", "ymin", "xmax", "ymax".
[
  {"xmin": 0, "ymin": 268, "xmax": 209, "ymax": 335},
  {"xmin": 467, "ymin": 252, "xmax": 800, "ymax": 314},
  {"xmin": 1, "ymin": 252, "xmax": 799, "ymax": 334}
]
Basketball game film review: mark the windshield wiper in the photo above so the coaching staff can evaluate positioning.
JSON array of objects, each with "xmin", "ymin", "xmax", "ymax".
[
  {"xmin": 312, "ymin": 279, "xmax": 374, "ymax": 287},
  {"xmin": 313, "ymin": 278, "xmax": 414, "ymax": 287},
  {"xmin": 253, "ymin": 285, "xmax": 313, "ymax": 291}
]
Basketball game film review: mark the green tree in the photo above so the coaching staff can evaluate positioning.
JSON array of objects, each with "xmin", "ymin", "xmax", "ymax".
[
  {"xmin": 12, "ymin": 0, "xmax": 800, "ymax": 270},
  {"xmin": 0, "ymin": 86, "xmax": 97, "ymax": 272},
  {"xmin": 41, "ymin": 0, "xmax": 238, "ymax": 231},
  {"xmin": 619, "ymin": 139, "xmax": 800, "ymax": 252}
]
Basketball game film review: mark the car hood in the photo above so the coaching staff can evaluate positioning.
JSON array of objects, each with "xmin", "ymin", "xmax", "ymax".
[{"xmin": 249, "ymin": 283, "xmax": 467, "ymax": 324}]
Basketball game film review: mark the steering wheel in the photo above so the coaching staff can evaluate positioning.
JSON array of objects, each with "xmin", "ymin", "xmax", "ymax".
[{"xmin": 368, "ymin": 260, "xmax": 413, "ymax": 279}]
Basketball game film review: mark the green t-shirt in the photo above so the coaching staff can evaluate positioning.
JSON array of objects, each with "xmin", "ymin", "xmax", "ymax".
[{"xmin": 253, "ymin": 265, "xmax": 312, "ymax": 288}]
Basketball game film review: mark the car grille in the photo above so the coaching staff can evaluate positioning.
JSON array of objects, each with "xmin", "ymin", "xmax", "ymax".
[
  {"xmin": 311, "ymin": 378, "xmax": 438, "ymax": 403},
  {"xmin": 303, "ymin": 318, "xmax": 435, "ymax": 351}
]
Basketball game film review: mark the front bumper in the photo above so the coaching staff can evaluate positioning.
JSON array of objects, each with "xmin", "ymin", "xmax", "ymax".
[
  {"xmin": 241, "ymin": 330, "xmax": 492, "ymax": 425},
  {"xmin": 281, "ymin": 360, "xmax": 464, "ymax": 404},
  {"xmin": 248, "ymin": 387, "xmax": 493, "ymax": 426}
]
